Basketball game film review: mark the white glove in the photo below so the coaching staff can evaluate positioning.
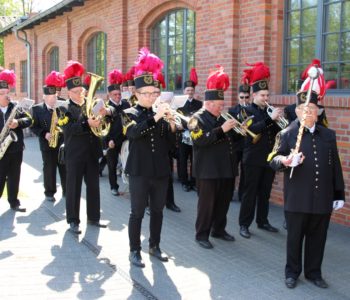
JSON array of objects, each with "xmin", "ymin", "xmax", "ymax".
[
  {"xmin": 289, "ymin": 152, "xmax": 303, "ymax": 167},
  {"xmin": 333, "ymin": 200, "xmax": 345, "ymax": 210}
]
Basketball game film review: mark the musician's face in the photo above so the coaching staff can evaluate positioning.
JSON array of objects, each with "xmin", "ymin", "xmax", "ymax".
[
  {"xmin": 128, "ymin": 85, "xmax": 136, "ymax": 95},
  {"xmin": 238, "ymin": 92, "xmax": 250, "ymax": 106},
  {"xmin": 136, "ymin": 86, "xmax": 158, "ymax": 108},
  {"xmin": 109, "ymin": 89, "xmax": 122, "ymax": 103},
  {"xmin": 122, "ymin": 85, "xmax": 129, "ymax": 92},
  {"xmin": 205, "ymin": 100, "xmax": 225, "ymax": 117},
  {"xmin": 68, "ymin": 86, "xmax": 84, "ymax": 104},
  {"xmin": 0, "ymin": 88, "xmax": 10, "ymax": 107},
  {"xmin": 184, "ymin": 87, "xmax": 195, "ymax": 99},
  {"xmin": 296, "ymin": 103, "xmax": 318, "ymax": 127},
  {"xmin": 44, "ymin": 94, "xmax": 57, "ymax": 108},
  {"xmin": 253, "ymin": 90, "xmax": 269, "ymax": 108}
]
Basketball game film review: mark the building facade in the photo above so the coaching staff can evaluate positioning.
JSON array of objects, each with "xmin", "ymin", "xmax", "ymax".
[{"xmin": 1, "ymin": 0, "xmax": 349, "ymax": 225}]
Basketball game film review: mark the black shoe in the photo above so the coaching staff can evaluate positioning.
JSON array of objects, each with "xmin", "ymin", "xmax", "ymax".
[
  {"xmin": 190, "ymin": 185, "xmax": 197, "ymax": 192},
  {"xmin": 257, "ymin": 223, "xmax": 279, "ymax": 233},
  {"xmin": 196, "ymin": 239, "xmax": 213, "ymax": 249},
  {"xmin": 211, "ymin": 231, "xmax": 235, "ymax": 242},
  {"xmin": 87, "ymin": 220, "xmax": 107, "ymax": 228},
  {"xmin": 111, "ymin": 189, "xmax": 120, "ymax": 196},
  {"xmin": 45, "ymin": 196, "xmax": 56, "ymax": 202},
  {"xmin": 182, "ymin": 184, "xmax": 191, "ymax": 192},
  {"xmin": 149, "ymin": 246, "xmax": 168, "ymax": 262},
  {"xmin": 239, "ymin": 226, "xmax": 251, "ymax": 239},
  {"xmin": 306, "ymin": 277, "xmax": 328, "ymax": 288},
  {"xmin": 129, "ymin": 251, "xmax": 145, "ymax": 268},
  {"xmin": 69, "ymin": 223, "xmax": 81, "ymax": 234},
  {"xmin": 166, "ymin": 204, "xmax": 181, "ymax": 212},
  {"xmin": 285, "ymin": 277, "xmax": 297, "ymax": 289},
  {"xmin": 11, "ymin": 205, "xmax": 26, "ymax": 212}
]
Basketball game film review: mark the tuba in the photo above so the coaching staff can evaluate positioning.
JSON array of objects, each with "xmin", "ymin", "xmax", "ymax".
[{"xmin": 85, "ymin": 72, "xmax": 110, "ymax": 137}]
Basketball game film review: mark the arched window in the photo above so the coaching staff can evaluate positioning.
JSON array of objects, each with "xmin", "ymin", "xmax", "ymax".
[
  {"xmin": 151, "ymin": 9, "xmax": 196, "ymax": 92},
  {"xmin": 47, "ymin": 46, "xmax": 59, "ymax": 75},
  {"xmin": 86, "ymin": 32, "xmax": 107, "ymax": 92}
]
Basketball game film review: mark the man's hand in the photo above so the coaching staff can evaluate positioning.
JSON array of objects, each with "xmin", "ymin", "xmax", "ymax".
[
  {"xmin": 270, "ymin": 107, "xmax": 284, "ymax": 121},
  {"xmin": 281, "ymin": 152, "xmax": 304, "ymax": 167},
  {"xmin": 221, "ymin": 119, "xmax": 237, "ymax": 133},
  {"xmin": 8, "ymin": 119, "xmax": 19, "ymax": 129},
  {"xmin": 154, "ymin": 103, "xmax": 170, "ymax": 122},
  {"xmin": 333, "ymin": 200, "xmax": 345, "ymax": 211},
  {"xmin": 45, "ymin": 132, "xmax": 52, "ymax": 141},
  {"xmin": 108, "ymin": 140, "xmax": 115, "ymax": 149},
  {"xmin": 88, "ymin": 117, "xmax": 101, "ymax": 128}
]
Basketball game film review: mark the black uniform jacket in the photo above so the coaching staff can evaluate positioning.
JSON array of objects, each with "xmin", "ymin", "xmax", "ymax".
[
  {"xmin": 242, "ymin": 103, "xmax": 281, "ymax": 167},
  {"xmin": 103, "ymin": 99, "xmax": 130, "ymax": 148},
  {"xmin": 190, "ymin": 109, "xmax": 239, "ymax": 179},
  {"xmin": 60, "ymin": 99, "xmax": 103, "ymax": 162},
  {"xmin": 270, "ymin": 120, "xmax": 345, "ymax": 214},
  {"xmin": 284, "ymin": 103, "xmax": 329, "ymax": 127},
  {"xmin": 31, "ymin": 102, "xmax": 64, "ymax": 151},
  {"xmin": 0, "ymin": 101, "xmax": 32, "ymax": 154},
  {"xmin": 123, "ymin": 104, "xmax": 175, "ymax": 177}
]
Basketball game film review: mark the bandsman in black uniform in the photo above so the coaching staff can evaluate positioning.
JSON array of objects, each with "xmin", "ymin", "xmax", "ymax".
[
  {"xmin": 123, "ymin": 48, "xmax": 176, "ymax": 268},
  {"xmin": 58, "ymin": 61, "xmax": 108, "ymax": 234},
  {"xmin": 104, "ymin": 69, "xmax": 130, "ymax": 196},
  {"xmin": 189, "ymin": 66, "xmax": 238, "ymax": 249},
  {"xmin": 0, "ymin": 69, "xmax": 32, "ymax": 212},
  {"xmin": 228, "ymin": 83, "xmax": 251, "ymax": 202},
  {"xmin": 125, "ymin": 67, "xmax": 138, "ymax": 107},
  {"xmin": 31, "ymin": 71, "xmax": 66, "ymax": 202},
  {"xmin": 270, "ymin": 63, "xmax": 345, "ymax": 289},
  {"xmin": 177, "ymin": 68, "xmax": 202, "ymax": 192},
  {"xmin": 238, "ymin": 62, "xmax": 280, "ymax": 239}
]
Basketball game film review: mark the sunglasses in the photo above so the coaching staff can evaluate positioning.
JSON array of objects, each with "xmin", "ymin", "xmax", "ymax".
[{"xmin": 239, "ymin": 96, "xmax": 250, "ymax": 99}]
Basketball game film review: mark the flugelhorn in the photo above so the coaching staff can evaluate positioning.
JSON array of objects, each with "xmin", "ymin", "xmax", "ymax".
[
  {"xmin": 221, "ymin": 112, "xmax": 261, "ymax": 144},
  {"xmin": 265, "ymin": 101, "xmax": 289, "ymax": 129}
]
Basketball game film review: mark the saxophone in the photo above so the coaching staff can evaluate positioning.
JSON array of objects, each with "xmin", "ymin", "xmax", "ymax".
[
  {"xmin": 48, "ymin": 109, "xmax": 61, "ymax": 148},
  {"xmin": 0, "ymin": 104, "xmax": 19, "ymax": 160}
]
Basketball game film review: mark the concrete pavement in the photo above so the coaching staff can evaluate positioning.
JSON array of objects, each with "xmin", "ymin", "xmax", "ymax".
[{"xmin": 0, "ymin": 136, "xmax": 349, "ymax": 300}]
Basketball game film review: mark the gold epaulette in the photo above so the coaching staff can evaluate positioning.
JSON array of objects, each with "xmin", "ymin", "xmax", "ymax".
[
  {"xmin": 57, "ymin": 115, "xmax": 69, "ymax": 126},
  {"xmin": 190, "ymin": 128, "xmax": 203, "ymax": 140},
  {"xmin": 267, "ymin": 132, "xmax": 281, "ymax": 162},
  {"xmin": 122, "ymin": 120, "xmax": 136, "ymax": 135}
]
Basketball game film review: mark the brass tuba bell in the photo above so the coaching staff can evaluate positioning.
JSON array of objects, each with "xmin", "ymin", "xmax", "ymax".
[{"xmin": 85, "ymin": 72, "xmax": 110, "ymax": 137}]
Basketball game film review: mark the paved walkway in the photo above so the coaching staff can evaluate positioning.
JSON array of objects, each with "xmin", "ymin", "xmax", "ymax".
[{"xmin": 0, "ymin": 136, "xmax": 349, "ymax": 300}]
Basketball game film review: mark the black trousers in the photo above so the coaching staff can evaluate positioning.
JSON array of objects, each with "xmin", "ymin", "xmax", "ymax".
[
  {"xmin": 178, "ymin": 142, "xmax": 194, "ymax": 185},
  {"xmin": 195, "ymin": 178, "xmax": 234, "ymax": 241},
  {"xmin": 41, "ymin": 149, "xmax": 66, "ymax": 197},
  {"xmin": 233, "ymin": 150, "xmax": 244, "ymax": 201},
  {"xmin": 0, "ymin": 151, "xmax": 23, "ymax": 208},
  {"xmin": 239, "ymin": 164, "xmax": 275, "ymax": 227},
  {"xmin": 65, "ymin": 158, "xmax": 100, "ymax": 224},
  {"xmin": 128, "ymin": 175, "xmax": 168, "ymax": 251},
  {"xmin": 106, "ymin": 145, "xmax": 121, "ymax": 190},
  {"xmin": 284, "ymin": 211, "xmax": 331, "ymax": 280}
]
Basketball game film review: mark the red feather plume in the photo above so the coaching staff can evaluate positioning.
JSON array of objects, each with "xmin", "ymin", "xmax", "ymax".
[
  {"xmin": 125, "ymin": 66, "xmax": 135, "ymax": 81},
  {"xmin": 108, "ymin": 69, "xmax": 123, "ymax": 85},
  {"xmin": 155, "ymin": 72, "xmax": 166, "ymax": 89},
  {"xmin": 63, "ymin": 60, "xmax": 85, "ymax": 80},
  {"xmin": 245, "ymin": 62, "xmax": 270, "ymax": 84},
  {"xmin": 206, "ymin": 65, "xmax": 230, "ymax": 91},
  {"xmin": 83, "ymin": 74, "xmax": 91, "ymax": 86},
  {"xmin": 134, "ymin": 47, "xmax": 164, "ymax": 77},
  {"xmin": 45, "ymin": 71, "xmax": 65, "ymax": 87},
  {"xmin": 0, "ymin": 69, "xmax": 16, "ymax": 88},
  {"xmin": 189, "ymin": 68, "xmax": 198, "ymax": 86}
]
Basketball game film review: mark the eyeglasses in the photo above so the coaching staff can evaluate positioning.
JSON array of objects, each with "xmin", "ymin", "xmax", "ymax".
[
  {"xmin": 138, "ymin": 92, "xmax": 160, "ymax": 97},
  {"xmin": 239, "ymin": 96, "xmax": 250, "ymax": 99}
]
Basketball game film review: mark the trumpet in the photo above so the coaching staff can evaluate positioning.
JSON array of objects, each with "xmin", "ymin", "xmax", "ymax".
[
  {"xmin": 153, "ymin": 104, "xmax": 191, "ymax": 127},
  {"xmin": 264, "ymin": 101, "xmax": 289, "ymax": 129},
  {"xmin": 221, "ymin": 112, "xmax": 261, "ymax": 144}
]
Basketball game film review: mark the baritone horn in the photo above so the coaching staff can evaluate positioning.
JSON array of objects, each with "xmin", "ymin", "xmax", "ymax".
[
  {"xmin": 221, "ymin": 112, "xmax": 261, "ymax": 144},
  {"xmin": 85, "ymin": 72, "xmax": 110, "ymax": 137},
  {"xmin": 265, "ymin": 101, "xmax": 289, "ymax": 129}
]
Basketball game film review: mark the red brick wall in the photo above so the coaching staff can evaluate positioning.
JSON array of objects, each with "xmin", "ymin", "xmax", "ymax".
[{"xmin": 2, "ymin": 0, "xmax": 350, "ymax": 225}]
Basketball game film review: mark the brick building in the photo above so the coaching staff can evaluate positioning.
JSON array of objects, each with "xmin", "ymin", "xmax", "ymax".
[{"xmin": 0, "ymin": 0, "xmax": 349, "ymax": 225}]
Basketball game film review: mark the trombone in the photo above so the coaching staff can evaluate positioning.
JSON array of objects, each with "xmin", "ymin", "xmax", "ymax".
[
  {"xmin": 265, "ymin": 101, "xmax": 289, "ymax": 129},
  {"xmin": 221, "ymin": 112, "xmax": 261, "ymax": 144}
]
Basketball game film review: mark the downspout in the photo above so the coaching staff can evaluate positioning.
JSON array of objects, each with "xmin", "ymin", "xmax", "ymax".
[{"xmin": 13, "ymin": 28, "xmax": 31, "ymax": 98}]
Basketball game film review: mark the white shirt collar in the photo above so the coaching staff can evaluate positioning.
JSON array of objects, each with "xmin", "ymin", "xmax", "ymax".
[
  {"xmin": 0, "ymin": 106, "xmax": 8, "ymax": 114},
  {"xmin": 305, "ymin": 124, "xmax": 316, "ymax": 133},
  {"xmin": 110, "ymin": 99, "xmax": 121, "ymax": 106}
]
